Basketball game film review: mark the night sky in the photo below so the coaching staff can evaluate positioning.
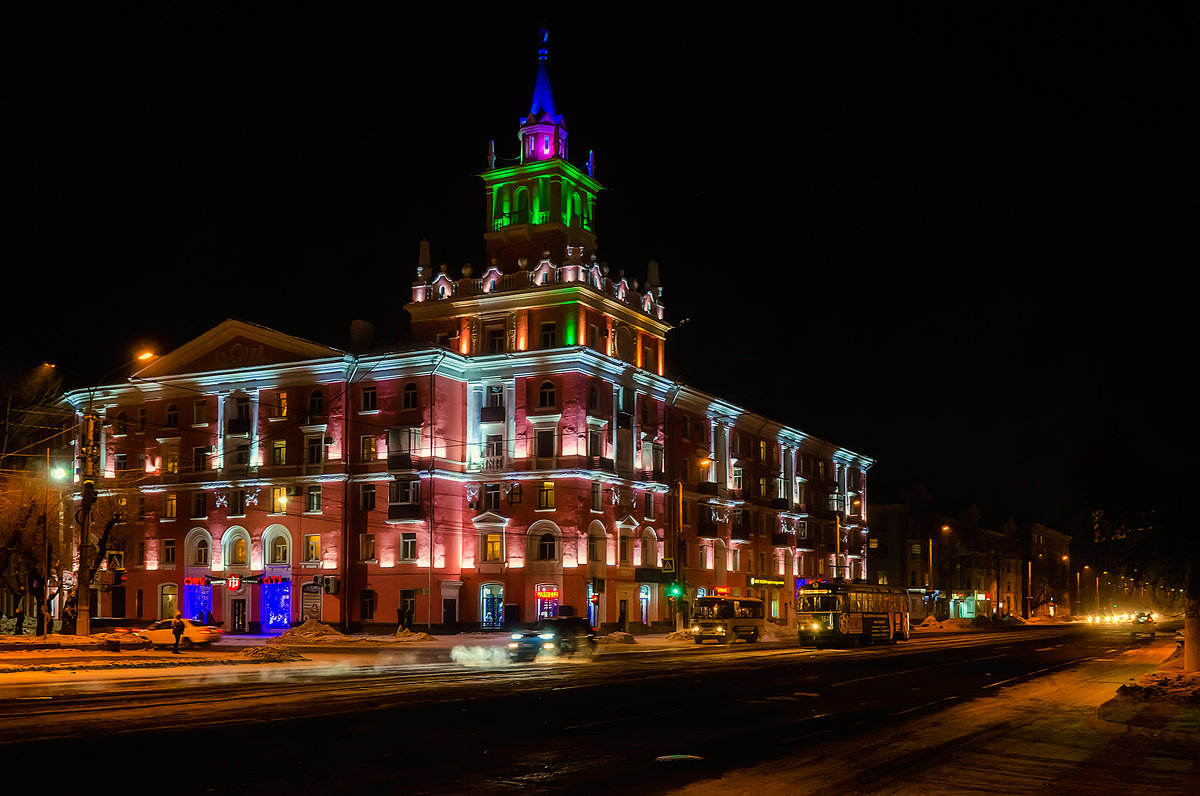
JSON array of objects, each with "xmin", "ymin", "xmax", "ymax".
[{"xmin": 2, "ymin": 7, "xmax": 1190, "ymax": 538}]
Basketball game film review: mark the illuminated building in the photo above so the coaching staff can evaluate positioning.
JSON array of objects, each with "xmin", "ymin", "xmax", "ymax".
[{"xmin": 64, "ymin": 32, "xmax": 872, "ymax": 633}]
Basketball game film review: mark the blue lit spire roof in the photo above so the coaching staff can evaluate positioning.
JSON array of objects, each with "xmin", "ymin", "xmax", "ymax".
[{"xmin": 529, "ymin": 26, "xmax": 558, "ymax": 119}]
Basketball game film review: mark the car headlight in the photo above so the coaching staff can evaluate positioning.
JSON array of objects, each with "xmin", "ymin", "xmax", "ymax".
[
  {"xmin": 511, "ymin": 633, "xmax": 523, "ymax": 641},
  {"xmin": 812, "ymin": 623, "xmax": 820, "ymax": 631},
  {"xmin": 537, "ymin": 632, "xmax": 556, "ymax": 640},
  {"xmin": 542, "ymin": 642, "xmax": 555, "ymax": 649},
  {"xmin": 691, "ymin": 626, "xmax": 700, "ymax": 633}
]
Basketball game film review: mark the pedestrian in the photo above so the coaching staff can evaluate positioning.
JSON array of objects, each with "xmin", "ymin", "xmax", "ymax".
[
  {"xmin": 397, "ymin": 608, "xmax": 405, "ymax": 633},
  {"xmin": 171, "ymin": 610, "xmax": 185, "ymax": 653},
  {"xmin": 205, "ymin": 609, "xmax": 216, "ymax": 627},
  {"xmin": 404, "ymin": 608, "xmax": 413, "ymax": 631},
  {"xmin": 13, "ymin": 604, "xmax": 24, "ymax": 636}
]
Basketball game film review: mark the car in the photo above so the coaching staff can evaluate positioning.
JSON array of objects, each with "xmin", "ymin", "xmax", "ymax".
[
  {"xmin": 136, "ymin": 618, "xmax": 223, "ymax": 648},
  {"xmin": 508, "ymin": 617, "xmax": 596, "ymax": 662},
  {"xmin": 1130, "ymin": 612, "xmax": 1156, "ymax": 639}
]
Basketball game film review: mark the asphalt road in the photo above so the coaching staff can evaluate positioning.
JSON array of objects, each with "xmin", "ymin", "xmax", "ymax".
[{"xmin": 2, "ymin": 624, "xmax": 1192, "ymax": 794}]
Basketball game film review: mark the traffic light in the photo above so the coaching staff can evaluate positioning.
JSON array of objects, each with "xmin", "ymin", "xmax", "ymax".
[
  {"xmin": 590, "ymin": 593, "xmax": 600, "ymax": 606},
  {"xmin": 666, "ymin": 582, "xmax": 683, "ymax": 601}
]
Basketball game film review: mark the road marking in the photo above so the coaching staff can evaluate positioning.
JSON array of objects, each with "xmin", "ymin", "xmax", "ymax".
[
  {"xmin": 833, "ymin": 653, "xmax": 1004, "ymax": 686},
  {"xmin": 982, "ymin": 657, "xmax": 1090, "ymax": 689}
]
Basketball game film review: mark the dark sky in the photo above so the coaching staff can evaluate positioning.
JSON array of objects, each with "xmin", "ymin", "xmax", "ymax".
[{"xmin": 2, "ymin": 6, "xmax": 1191, "ymax": 535}]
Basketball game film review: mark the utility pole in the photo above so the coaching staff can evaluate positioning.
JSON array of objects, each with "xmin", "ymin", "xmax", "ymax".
[
  {"xmin": 675, "ymin": 480, "xmax": 686, "ymax": 630},
  {"xmin": 76, "ymin": 408, "xmax": 100, "ymax": 636}
]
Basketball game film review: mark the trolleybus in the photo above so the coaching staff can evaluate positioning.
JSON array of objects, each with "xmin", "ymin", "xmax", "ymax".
[{"xmin": 796, "ymin": 580, "xmax": 909, "ymax": 646}]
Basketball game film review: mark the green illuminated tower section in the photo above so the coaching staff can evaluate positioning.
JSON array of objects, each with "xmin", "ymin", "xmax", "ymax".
[{"xmin": 482, "ymin": 28, "xmax": 602, "ymax": 267}]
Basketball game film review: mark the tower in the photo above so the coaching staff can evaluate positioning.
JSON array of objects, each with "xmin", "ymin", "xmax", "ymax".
[{"xmin": 482, "ymin": 27, "xmax": 602, "ymax": 268}]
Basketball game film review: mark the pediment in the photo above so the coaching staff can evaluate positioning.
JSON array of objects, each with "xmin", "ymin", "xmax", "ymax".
[
  {"xmin": 136, "ymin": 319, "xmax": 345, "ymax": 379},
  {"xmin": 471, "ymin": 511, "xmax": 510, "ymax": 528},
  {"xmin": 616, "ymin": 514, "xmax": 641, "ymax": 530}
]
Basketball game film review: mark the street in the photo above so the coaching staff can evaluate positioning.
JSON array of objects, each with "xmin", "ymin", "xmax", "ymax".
[{"xmin": 1, "ymin": 624, "xmax": 1195, "ymax": 794}]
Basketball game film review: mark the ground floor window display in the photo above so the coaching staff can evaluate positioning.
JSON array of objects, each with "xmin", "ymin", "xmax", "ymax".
[
  {"xmin": 481, "ymin": 583, "xmax": 504, "ymax": 629},
  {"xmin": 536, "ymin": 584, "xmax": 560, "ymax": 619}
]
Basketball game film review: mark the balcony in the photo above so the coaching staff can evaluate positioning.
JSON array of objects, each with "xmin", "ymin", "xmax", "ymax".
[
  {"xmin": 728, "ymin": 488, "xmax": 744, "ymax": 501},
  {"xmin": 696, "ymin": 481, "xmax": 718, "ymax": 496},
  {"xmin": 387, "ymin": 504, "xmax": 422, "ymax": 523},
  {"xmin": 587, "ymin": 456, "xmax": 615, "ymax": 472},
  {"xmin": 226, "ymin": 417, "xmax": 252, "ymax": 437},
  {"xmin": 300, "ymin": 414, "xmax": 328, "ymax": 430},
  {"xmin": 640, "ymin": 469, "xmax": 667, "ymax": 484},
  {"xmin": 730, "ymin": 519, "xmax": 749, "ymax": 544},
  {"xmin": 770, "ymin": 497, "xmax": 789, "ymax": 510},
  {"xmin": 388, "ymin": 453, "xmax": 418, "ymax": 471},
  {"xmin": 482, "ymin": 455, "xmax": 505, "ymax": 472},
  {"xmin": 772, "ymin": 532, "xmax": 794, "ymax": 548},
  {"xmin": 491, "ymin": 208, "xmax": 549, "ymax": 230},
  {"xmin": 697, "ymin": 520, "xmax": 721, "ymax": 539},
  {"xmin": 480, "ymin": 405, "xmax": 505, "ymax": 424}
]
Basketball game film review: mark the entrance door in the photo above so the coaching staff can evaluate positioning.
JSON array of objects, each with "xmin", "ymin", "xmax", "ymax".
[
  {"xmin": 442, "ymin": 598, "xmax": 457, "ymax": 627},
  {"xmin": 111, "ymin": 587, "xmax": 126, "ymax": 618},
  {"xmin": 231, "ymin": 599, "xmax": 247, "ymax": 633}
]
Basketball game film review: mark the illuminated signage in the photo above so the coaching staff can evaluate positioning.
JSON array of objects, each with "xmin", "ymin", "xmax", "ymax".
[
  {"xmin": 183, "ymin": 577, "xmax": 208, "ymax": 586},
  {"xmin": 535, "ymin": 587, "xmax": 560, "ymax": 599},
  {"xmin": 713, "ymin": 587, "xmax": 732, "ymax": 596},
  {"xmin": 226, "ymin": 574, "xmax": 242, "ymax": 590},
  {"xmin": 747, "ymin": 577, "xmax": 786, "ymax": 588}
]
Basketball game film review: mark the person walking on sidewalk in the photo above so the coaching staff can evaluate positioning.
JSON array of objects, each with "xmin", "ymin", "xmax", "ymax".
[
  {"xmin": 171, "ymin": 611, "xmax": 185, "ymax": 653},
  {"xmin": 13, "ymin": 605, "xmax": 25, "ymax": 636}
]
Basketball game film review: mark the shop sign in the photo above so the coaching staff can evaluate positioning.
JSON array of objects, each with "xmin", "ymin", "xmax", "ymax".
[
  {"xmin": 226, "ymin": 574, "xmax": 242, "ymax": 590},
  {"xmin": 535, "ymin": 587, "xmax": 560, "ymax": 600},
  {"xmin": 747, "ymin": 576, "xmax": 785, "ymax": 588},
  {"xmin": 713, "ymin": 586, "xmax": 732, "ymax": 596}
]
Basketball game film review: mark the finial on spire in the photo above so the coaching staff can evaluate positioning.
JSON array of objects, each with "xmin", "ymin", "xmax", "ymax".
[{"xmin": 538, "ymin": 24, "xmax": 549, "ymax": 61}]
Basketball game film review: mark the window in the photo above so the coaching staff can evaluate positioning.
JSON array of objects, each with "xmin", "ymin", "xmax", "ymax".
[
  {"xmin": 271, "ymin": 487, "xmax": 287, "ymax": 514},
  {"xmin": 234, "ymin": 444, "xmax": 250, "ymax": 466},
  {"xmin": 307, "ymin": 436, "xmax": 323, "ymax": 465},
  {"xmin": 234, "ymin": 396, "xmax": 250, "ymax": 420},
  {"xmin": 193, "ymin": 539, "xmax": 209, "ymax": 566},
  {"xmin": 360, "ymin": 534, "xmax": 376, "ymax": 561},
  {"xmin": 309, "ymin": 390, "xmax": 324, "ymax": 415},
  {"xmin": 507, "ymin": 484, "xmax": 523, "ymax": 505},
  {"xmin": 732, "ymin": 467, "xmax": 743, "ymax": 491},
  {"xmin": 228, "ymin": 490, "xmax": 245, "ymax": 517},
  {"xmin": 270, "ymin": 391, "xmax": 287, "ymax": 418},
  {"xmin": 191, "ymin": 492, "xmax": 207, "ymax": 519},
  {"xmin": 114, "ymin": 453, "xmax": 128, "ymax": 473},
  {"xmin": 591, "ymin": 482, "xmax": 603, "ymax": 511},
  {"xmin": 588, "ymin": 429, "xmax": 602, "ymax": 457},
  {"xmin": 136, "ymin": 540, "xmax": 146, "ymax": 566},
  {"xmin": 538, "ymin": 533, "xmax": 556, "ymax": 561},
  {"xmin": 306, "ymin": 485, "xmax": 322, "ymax": 513},
  {"xmin": 540, "ymin": 322, "xmax": 556, "ymax": 348},
  {"xmin": 270, "ymin": 536, "xmax": 289, "ymax": 565},
  {"xmin": 361, "ymin": 589, "xmax": 376, "ymax": 621},
  {"xmin": 166, "ymin": 404, "xmax": 179, "ymax": 427},
  {"xmin": 487, "ymin": 327, "xmax": 505, "ymax": 354},
  {"xmin": 758, "ymin": 477, "xmax": 767, "ymax": 498},
  {"xmin": 400, "ymin": 533, "xmax": 417, "ymax": 561},
  {"xmin": 361, "ymin": 484, "xmax": 376, "ymax": 511},
  {"xmin": 361, "ymin": 386, "xmax": 377, "ymax": 412},
  {"xmin": 163, "ymin": 493, "xmax": 177, "ymax": 520},
  {"xmin": 115, "ymin": 412, "xmax": 127, "ymax": 435},
  {"xmin": 587, "ymin": 385, "xmax": 600, "ymax": 412},
  {"xmin": 681, "ymin": 414, "xmax": 690, "ymax": 441},
  {"xmin": 643, "ymin": 492, "xmax": 655, "ymax": 520},
  {"xmin": 759, "ymin": 440, "xmax": 767, "ymax": 461},
  {"xmin": 230, "ymin": 536, "xmax": 248, "ymax": 566},
  {"xmin": 137, "ymin": 408, "xmax": 146, "ymax": 432},
  {"xmin": 484, "ymin": 483, "xmax": 500, "ymax": 511},
  {"xmin": 538, "ymin": 381, "xmax": 556, "ymax": 407},
  {"xmin": 162, "ymin": 539, "xmax": 176, "ymax": 565},
  {"xmin": 272, "ymin": 440, "xmax": 287, "ymax": 466},
  {"xmin": 389, "ymin": 479, "xmax": 419, "ymax": 505},
  {"xmin": 304, "ymin": 534, "xmax": 320, "ymax": 563},
  {"xmin": 619, "ymin": 535, "xmax": 630, "ymax": 564},
  {"xmin": 588, "ymin": 535, "xmax": 604, "ymax": 562},
  {"xmin": 681, "ymin": 500, "xmax": 690, "ymax": 525},
  {"xmin": 193, "ymin": 400, "xmax": 207, "ymax": 425},
  {"xmin": 537, "ymin": 480, "xmax": 555, "ymax": 509},
  {"xmin": 193, "ymin": 446, "xmax": 208, "ymax": 473},
  {"xmin": 535, "ymin": 429, "xmax": 555, "ymax": 459},
  {"xmin": 389, "ymin": 426, "xmax": 422, "ymax": 455},
  {"xmin": 403, "ymin": 383, "xmax": 418, "ymax": 409},
  {"xmin": 483, "ymin": 533, "xmax": 503, "ymax": 562},
  {"xmin": 361, "ymin": 436, "xmax": 377, "ymax": 461}
]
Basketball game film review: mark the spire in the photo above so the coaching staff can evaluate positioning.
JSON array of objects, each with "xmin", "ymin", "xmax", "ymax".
[{"xmin": 529, "ymin": 26, "xmax": 557, "ymax": 118}]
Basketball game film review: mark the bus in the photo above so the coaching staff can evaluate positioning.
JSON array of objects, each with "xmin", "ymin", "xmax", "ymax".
[
  {"xmin": 796, "ymin": 580, "xmax": 909, "ymax": 646},
  {"xmin": 690, "ymin": 596, "xmax": 765, "ymax": 644}
]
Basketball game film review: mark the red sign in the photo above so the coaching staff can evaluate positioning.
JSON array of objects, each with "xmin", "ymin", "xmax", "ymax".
[
  {"xmin": 535, "ymin": 587, "xmax": 560, "ymax": 600},
  {"xmin": 184, "ymin": 577, "xmax": 207, "ymax": 586},
  {"xmin": 713, "ymin": 587, "xmax": 732, "ymax": 596},
  {"xmin": 261, "ymin": 576, "xmax": 285, "ymax": 585},
  {"xmin": 225, "ymin": 574, "xmax": 242, "ymax": 590}
]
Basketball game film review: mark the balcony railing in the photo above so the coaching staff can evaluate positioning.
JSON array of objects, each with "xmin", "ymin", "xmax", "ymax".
[
  {"xmin": 480, "ymin": 405, "xmax": 505, "ymax": 424},
  {"xmin": 226, "ymin": 417, "xmax": 251, "ymax": 436},
  {"xmin": 387, "ymin": 453, "xmax": 418, "ymax": 471},
  {"xmin": 772, "ymin": 532, "xmax": 794, "ymax": 548},
  {"xmin": 587, "ymin": 456, "xmax": 615, "ymax": 472},
  {"xmin": 697, "ymin": 520, "xmax": 721, "ymax": 539},
  {"xmin": 696, "ymin": 481, "xmax": 718, "ymax": 496},
  {"xmin": 387, "ymin": 504, "xmax": 422, "ymax": 522},
  {"xmin": 482, "ymin": 455, "xmax": 505, "ymax": 472},
  {"xmin": 491, "ymin": 209, "xmax": 549, "ymax": 230},
  {"xmin": 770, "ymin": 497, "xmax": 789, "ymax": 510}
]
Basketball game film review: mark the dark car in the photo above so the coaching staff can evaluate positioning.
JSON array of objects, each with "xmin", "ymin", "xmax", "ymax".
[
  {"xmin": 508, "ymin": 617, "xmax": 596, "ymax": 662},
  {"xmin": 1130, "ymin": 612, "xmax": 1156, "ymax": 639}
]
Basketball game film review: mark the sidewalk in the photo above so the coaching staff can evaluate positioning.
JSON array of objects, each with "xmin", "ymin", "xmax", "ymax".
[{"xmin": 1095, "ymin": 640, "xmax": 1200, "ymax": 743}]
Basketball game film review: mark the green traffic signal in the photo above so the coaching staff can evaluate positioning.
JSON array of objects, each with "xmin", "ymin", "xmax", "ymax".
[{"xmin": 666, "ymin": 583, "xmax": 683, "ymax": 598}]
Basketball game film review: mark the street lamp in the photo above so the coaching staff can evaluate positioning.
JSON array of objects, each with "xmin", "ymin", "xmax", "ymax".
[{"xmin": 75, "ymin": 350, "xmax": 155, "ymax": 636}]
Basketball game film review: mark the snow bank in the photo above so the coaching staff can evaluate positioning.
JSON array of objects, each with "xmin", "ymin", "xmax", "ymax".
[
  {"xmin": 597, "ymin": 631, "xmax": 636, "ymax": 645},
  {"xmin": 761, "ymin": 622, "xmax": 790, "ymax": 641},
  {"xmin": 394, "ymin": 628, "xmax": 436, "ymax": 642},
  {"xmin": 269, "ymin": 619, "xmax": 346, "ymax": 644},
  {"xmin": 242, "ymin": 646, "xmax": 307, "ymax": 662},
  {"xmin": 663, "ymin": 630, "xmax": 693, "ymax": 642}
]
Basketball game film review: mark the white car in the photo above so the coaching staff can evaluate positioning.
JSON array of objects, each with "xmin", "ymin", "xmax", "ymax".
[{"xmin": 137, "ymin": 618, "xmax": 223, "ymax": 648}]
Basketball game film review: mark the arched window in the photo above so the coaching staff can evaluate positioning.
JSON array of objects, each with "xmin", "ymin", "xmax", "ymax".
[
  {"xmin": 538, "ymin": 381, "xmax": 555, "ymax": 408},
  {"xmin": 231, "ymin": 537, "xmax": 248, "ymax": 566},
  {"xmin": 270, "ymin": 536, "xmax": 288, "ymax": 565},
  {"xmin": 194, "ymin": 539, "xmax": 209, "ymax": 566},
  {"xmin": 309, "ymin": 390, "xmax": 324, "ymax": 415},
  {"xmin": 166, "ymin": 404, "xmax": 179, "ymax": 427},
  {"xmin": 587, "ymin": 386, "xmax": 599, "ymax": 412},
  {"xmin": 403, "ymin": 383, "xmax": 418, "ymax": 410},
  {"xmin": 538, "ymin": 533, "xmax": 556, "ymax": 561}
]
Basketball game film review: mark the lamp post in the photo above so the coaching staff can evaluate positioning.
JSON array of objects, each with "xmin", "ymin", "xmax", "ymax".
[{"xmin": 75, "ymin": 351, "xmax": 155, "ymax": 636}]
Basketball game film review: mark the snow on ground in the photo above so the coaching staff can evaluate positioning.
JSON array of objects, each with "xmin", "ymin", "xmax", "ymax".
[
  {"xmin": 242, "ymin": 646, "xmax": 308, "ymax": 662},
  {"xmin": 597, "ymin": 631, "xmax": 636, "ymax": 645},
  {"xmin": 1114, "ymin": 644, "xmax": 1200, "ymax": 703}
]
